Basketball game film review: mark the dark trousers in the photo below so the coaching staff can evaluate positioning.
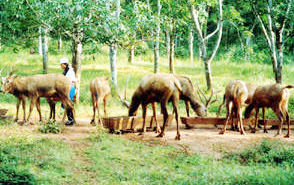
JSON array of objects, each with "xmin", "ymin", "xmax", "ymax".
[{"xmin": 67, "ymin": 108, "xmax": 74, "ymax": 122}]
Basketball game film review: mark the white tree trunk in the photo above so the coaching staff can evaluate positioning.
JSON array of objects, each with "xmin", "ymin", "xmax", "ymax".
[
  {"xmin": 41, "ymin": 27, "xmax": 48, "ymax": 74},
  {"xmin": 166, "ymin": 30, "xmax": 170, "ymax": 57},
  {"xmin": 72, "ymin": 41, "xmax": 82, "ymax": 103},
  {"xmin": 189, "ymin": 28, "xmax": 194, "ymax": 62},
  {"xmin": 128, "ymin": 45, "xmax": 134, "ymax": 64},
  {"xmin": 109, "ymin": 45, "xmax": 117, "ymax": 87},
  {"xmin": 154, "ymin": 0, "xmax": 161, "ymax": 73},
  {"xmin": 169, "ymin": 33, "xmax": 175, "ymax": 74},
  {"xmin": 38, "ymin": 27, "xmax": 42, "ymax": 55},
  {"xmin": 188, "ymin": 0, "xmax": 223, "ymax": 90},
  {"xmin": 58, "ymin": 35, "xmax": 62, "ymax": 52}
]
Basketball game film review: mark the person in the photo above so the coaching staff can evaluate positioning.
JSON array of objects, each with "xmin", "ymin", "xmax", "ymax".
[{"xmin": 60, "ymin": 57, "xmax": 76, "ymax": 125}]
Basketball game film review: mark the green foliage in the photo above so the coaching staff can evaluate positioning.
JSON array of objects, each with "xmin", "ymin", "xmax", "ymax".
[
  {"xmin": 225, "ymin": 139, "xmax": 294, "ymax": 165},
  {"xmin": 39, "ymin": 120, "xmax": 64, "ymax": 134},
  {"xmin": 0, "ymin": 137, "xmax": 74, "ymax": 184}
]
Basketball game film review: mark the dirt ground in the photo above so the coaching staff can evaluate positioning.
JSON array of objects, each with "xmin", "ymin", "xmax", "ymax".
[{"xmin": 2, "ymin": 117, "xmax": 294, "ymax": 159}]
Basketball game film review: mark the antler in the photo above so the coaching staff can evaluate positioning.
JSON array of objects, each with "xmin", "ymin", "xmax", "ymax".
[
  {"xmin": 117, "ymin": 75, "xmax": 131, "ymax": 108},
  {"xmin": 196, "ymin": 85, "xmax": 219, "ymax": 107}
]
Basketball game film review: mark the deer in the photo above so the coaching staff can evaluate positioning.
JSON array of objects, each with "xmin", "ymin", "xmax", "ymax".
[
  {"xmin": 217, "ymin": 82, "xmax": 257, "ymax": 131},
  {"xmin": 218, "ymin": 80, "xmax": 249, "ymax": 135},
  {"xmin": 1, "ymin": 70, "xmax": 75, "ymax": 125},
  {"xmin": 128, "ymin": 73, "xmax": 206, "ymax": 140},
  {"xmin": 149, "ymin": 75, "xmax": 210, "ymax": 133},
  {"xmin": 89, "ymin": 77, "xmax": 111, "ymax": 125},
  {"xmin": 245, "ymin": 84, "xmax": 294, "ymax": 137}
]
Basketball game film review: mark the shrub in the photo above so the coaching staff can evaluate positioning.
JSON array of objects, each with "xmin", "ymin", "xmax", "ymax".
[{"xmin": 39, "ymin": 120, "xmax": 64, "ymax": 134}]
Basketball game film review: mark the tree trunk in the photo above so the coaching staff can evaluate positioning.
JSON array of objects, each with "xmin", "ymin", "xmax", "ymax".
[
  {"xmin": 128, "ymin": 45, "xmax": 134, "ymax": 64},
  {"xmin": 41, "ymin": 27, "xmax": 48, "ymax": 74},
  {"xmin": 169, "ymin": 34, "xmax": 175, "ymax": 74},
  {"xmin": 109, "ymin": 44, "xmax": 117, "ymax": 87},
  {"xmin": 154, "ymin": 0, "xmax": 161, "ymax": 74},
  {"xmin": 72, "ymin": 40, "xmax": 82, "ymax": 103},
  {"xmin": 38, "ymin": 27, "xmax": 42, "ymax": 55},
  {"xmin": 166, "ymin": 30, "xmax": 170, "ymax": 57},
  {"xmin": 203, "ymin": 52, "xmax": 212, "ymax": 90},
  {"xmin": 189, "ymin": 28, "xmax": 194, "ymax": 62},
  {"xmin": 58, "ymin": 35, "xmax": 62, "ymax": 52}
]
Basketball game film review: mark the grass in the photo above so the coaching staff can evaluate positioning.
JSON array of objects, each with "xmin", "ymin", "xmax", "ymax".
[
  {"xmin": 1, "ymin": 43, "xmax": 294, "ymax": 184},
  {"xmin": 1, "ymin": 43, "xmax": 294, "ymax": 119},
  {"xmin": 1, "ymin": 131, "xmax": 294, "ymax": 184}
]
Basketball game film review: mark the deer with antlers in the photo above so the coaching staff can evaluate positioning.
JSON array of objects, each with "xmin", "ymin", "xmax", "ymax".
[{"xmin": 1, "ymin": 69, "xmax": 74, "ymax": 124}]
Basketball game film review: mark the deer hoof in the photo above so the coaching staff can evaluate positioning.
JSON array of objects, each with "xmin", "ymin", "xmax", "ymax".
[
  {"xmin": 264, "ymin": 129, "xmax": 268, "ymax": 133},
  {"xmin": 156, "ymin": 133, "xmax": 164, "ymax": 137},
  {"xmin": 90, "ymin": 120, "xmax": 96, "ymax": 126},
  {"xmin": 251, "ymin": 129, "xmax": 256, "ymax": 133},
  {"xmin": 240, "ymin": 131, "xmax": 246, "ymax": 135},
  {"xmin": 219, "ymin": 130, "xmax": 225, "ymax": 135},
  {"xmin": 138, "ymin": 132, "xmax": 145, "ymax": 136},
  {"xmin": 175, "ymin": 135, "xmax": 181, "ymax": 140},
  {"xmin": 284, "ymin": 134, "xmax": 290, "ymax": 138}
]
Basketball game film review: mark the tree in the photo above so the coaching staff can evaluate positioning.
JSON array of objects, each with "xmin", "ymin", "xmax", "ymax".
[
  {"xmin": 250, "ymin": 0, "xmax": 293, "ymax": 83},
  {"xmin": 187, "ymin": 0, "xmax": 223, "ymax": 90}
]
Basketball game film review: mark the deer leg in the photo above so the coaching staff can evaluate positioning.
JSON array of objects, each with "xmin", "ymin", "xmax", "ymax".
[
  {"xmin": 152, "ymin": 102, "xmax": 161, "ymax": 133},
  {"xmin": 238, "ymin": 106, "xmax": 245, "ymax": 135},
  {"xmin": 52, "ymin": 102, "xmax": 56, "ymax": 121},
  {"xmin": 15, "ymin": 98, "xmax": 21, "ymax": 122},
  {"xmin": 157, "ymin": 102, "xmax": 168, "ymax": 138},
  {"xmin": 230, "ymin": 108, "xmax": 235, "ymax": 131},
  {"xmin": 284, "ymin": 110, "xmax": 290, "ymax": 138},
  {"xmin": 219, "ymin": 101, "xmax": 233, "ymax": 135},
  {"xmin": 103, "ymin": 98, "xmax": 107, "ymax": 116},
  {"xmin": 185, "ymin": 100, "xmax": 190, "ymax": 117},
  {"xmin": 90, "ymin": 94, "xmax": 96, "ymax": 125},
  {"xmin": 262, "ymin": 108, "xmax": 267, "ymax": 133},
  {"xmin": 139, "ymin": 104, "xmax": 147, "ymax": 135},
  {"xmin": 36, "ymin": 98, "xmax": 42, "ymax": 123},
  {"xmin": 251, "ymin": 107, "xmax": 259, "ymax": 133},
  {"xmin": 26, "ymin": 98, "xmax": 37, "ymax": 124},
  {"xmin": 172, "ymin": 97, "xmax": 181, "ymax": 140},
  {"xmin": 274, "ymin": 109, "xmax": 284, "ymax": 136},
  {"xmin": 22, "ymin": 98, "xmax": 26, "ymax": 122},
  {"xmin": 97, "ymin": 99, "xmax": 102, "ymax": 127}
]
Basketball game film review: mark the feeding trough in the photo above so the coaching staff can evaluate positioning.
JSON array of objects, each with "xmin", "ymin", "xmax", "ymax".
[
  {"xmin": 181, "ymin": 117, "xmax": 294, "ymax": 129},
  {"xmin": 101, "ymin": 114, "xmax": 173, "ymax": 133}
]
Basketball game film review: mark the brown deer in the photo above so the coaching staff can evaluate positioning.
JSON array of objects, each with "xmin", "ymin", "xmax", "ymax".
[
  {"xmin": 245, "ymin": 84, "xmax": 294, "ymax": 137},
  {"xmin": 219, "ymin": 80, "xmax": 248, "ymax": 135},
  {"xmin": 1, "ymin": 72, "xmax": 74, "ymax": 124},
  {"xmin": 128, "ymin": 73, "xmax": 183, "ymax": 140},
  {"xmin": 149, "ymin": 75, "xmax": 209, "ymax": 133},
  {"xmin": 89, "ymin": 77, "xmax": 111, "ymax": 125},
  {"xmin": 217, "ymin": 82, "xmax": 257, "ymax": 130}
]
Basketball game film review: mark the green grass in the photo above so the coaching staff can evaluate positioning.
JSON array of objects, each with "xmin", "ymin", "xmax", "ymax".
[
  {"xmin": 1, "ymin": 44, "xmax": 294, "ymax": 184},
  {"xmin": 0, "ymin": 136, "xmax": 76, "ymax": 184},
  {"xmin": 1, "ymin": 44, "xmax": 294, "ymax": 118},
  {"xmin": 1, "ymin": 131, "xmax": 294, "ymax": 184}
]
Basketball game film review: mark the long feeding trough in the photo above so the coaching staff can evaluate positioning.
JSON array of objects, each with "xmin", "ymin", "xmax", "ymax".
[
  {"xmin": 102, "ymin": 114, "xmax": 173, "ymax": 133},
  {"xmin": 181, "ymin": 117, "xmax": 294, "ymax": 129}
]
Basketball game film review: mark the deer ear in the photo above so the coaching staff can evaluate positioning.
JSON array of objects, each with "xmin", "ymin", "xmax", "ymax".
[{"xmin": 105, "ymin": 77, "xmax": 111, "ymax": 81}]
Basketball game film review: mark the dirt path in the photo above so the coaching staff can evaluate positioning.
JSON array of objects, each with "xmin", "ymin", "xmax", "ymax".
[{"xmin": 1, "ymin": 118, "xmax": 294, "ymax": 159}]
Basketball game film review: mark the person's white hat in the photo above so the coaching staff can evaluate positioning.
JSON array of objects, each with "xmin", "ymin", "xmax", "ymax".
[{"xmin": 60, "ymin": 57, "xmax": 69, "ymax": 64}]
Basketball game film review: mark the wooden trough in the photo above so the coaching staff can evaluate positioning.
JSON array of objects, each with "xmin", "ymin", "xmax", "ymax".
[
  {"xmin": 101, "ymin": 114, "xmax": 173, "ymax": 133},
  {"xmin": 181, "ymin": 117, "xmax": 294, "ymax": 129}
]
